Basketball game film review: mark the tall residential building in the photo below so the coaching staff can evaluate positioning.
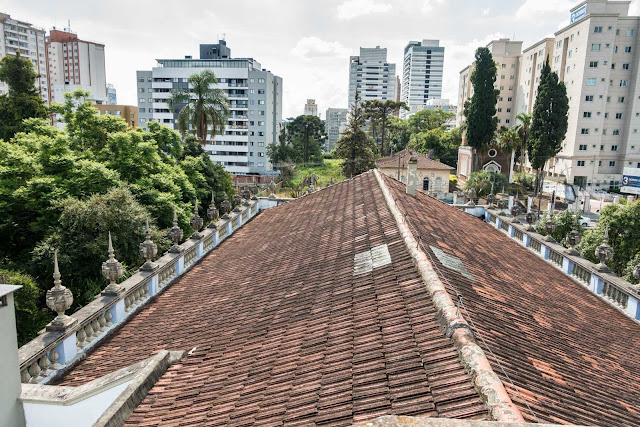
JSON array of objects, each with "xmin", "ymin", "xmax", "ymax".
[
  {"xmin": 325, "ymin": 107, "xmax": 347, "ymax": 151},
  {"xmin": 348, "ymin": 46, "xmax": 396, "ymax": 108},
  {"xmin": 400, "ymin": 40, "xmax": 445, "ymax": 119},
  {"xmin": 456, "ymin": 38, "xmax": 522, "ymax": 128},
  {"xmin": 304, "ymin": 99, "xmax": 318, "ymax": 116},
  {"xmin": 46, "ymin": 28, "xmax": 107, "ymax": 104},
  {"xmin": 0, "ymin": 13, "xmax": 48, "ymax": 103},
  {"xmin": 516, "ymin": 38, "xmax": 555, "ymax": 115},
  {"xmin": 137, "ymin": 41, "xmax": 282, "ymax": 175},
  {"xmin": 106, "ymin": 83, "xmax": 117, "ymax": 104}
]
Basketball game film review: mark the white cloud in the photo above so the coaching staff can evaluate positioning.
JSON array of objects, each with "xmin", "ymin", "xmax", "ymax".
[
  {"xmin": 422, "ymin": 0, "xmax": 445, "ymax": 14},
  {"xmin": 336, "ymin": 0, "xmax": 392, "ymax": 20},
  {"xmin": 291, "ymin": 36, "xmax": 352, "ymax": 60},
  {"xmin": 515, "ymin": 0, "xmax": 578, "ymax": 22},
  {"xmin": 481, "ymin": 8, "xmax": 490, "ymax": 16}
]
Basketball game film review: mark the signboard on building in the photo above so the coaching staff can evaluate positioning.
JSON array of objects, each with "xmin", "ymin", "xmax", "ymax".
[
  {"xmin": 621, "ymin": 167, "xmax": 640, "ymax": 195},
  {"xmin": 570, "ymin": 4, "xmax": 588, "ymax": 23}
]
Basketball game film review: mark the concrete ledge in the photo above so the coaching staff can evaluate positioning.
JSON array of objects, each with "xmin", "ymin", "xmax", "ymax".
[{"xmin": 353, "ymin": 415, "xmax": 585, "ymax": 427}]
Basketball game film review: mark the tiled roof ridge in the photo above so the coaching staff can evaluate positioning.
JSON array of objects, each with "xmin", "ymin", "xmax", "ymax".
[{"xmin": 373, "ymin": 169, "xmax": 525, "ymax": 423}]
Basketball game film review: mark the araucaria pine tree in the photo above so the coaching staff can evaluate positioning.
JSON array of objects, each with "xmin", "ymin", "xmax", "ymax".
[
  {"xmin": 336, "ymin": 92, "xmax": 377, "ymax": 177},
  {"xmin": 528, "ymin": 57, "xmax": 569, "ymax": 194},
  {"xmin": 463, "ymin": 47, "xmax": 498, "ymax": 170}
]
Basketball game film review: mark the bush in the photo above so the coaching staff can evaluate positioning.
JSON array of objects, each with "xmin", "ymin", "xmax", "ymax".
[
  {"xmin": 513, "ymin": 171, "xmax": 534, "ymax": 191},
  {"xmin": 0, "ymin": 269, "xmax": 51, "ymax": 346},
  {"xmin": 465, "ymin": 171, "xmax": 508, "ymax": 197},
  {"xmin": 535, "ymin": 210, "xmax": 583, "ymax": 247}
]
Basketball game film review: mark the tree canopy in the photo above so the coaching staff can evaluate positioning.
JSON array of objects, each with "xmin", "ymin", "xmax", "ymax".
[
  {"xmin": 336, "ymin": 92, "xmax": 377, "ymax": 177},
  {"xmin": 363, "ymin": 100, "xmax": 407, "ymax": 156},
  {"xmin": 0, "ymin": 52, "xmax": 48, "ymax": 141}
]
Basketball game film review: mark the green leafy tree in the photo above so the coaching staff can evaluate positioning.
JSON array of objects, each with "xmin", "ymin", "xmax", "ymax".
[
  {"xmin": 409, "ymin": 127, "xmax": 462, "ymax": 168},
  {"xmin": 387, "ymin": 116, "xmax": 410, "ymax": 153},
  {"xmin": 407, "ymin": 109, "xmax": 453, "ymax": 135},
  {"xmin": 336, "ymin": 92, "xmax": 376, "ymax": 177},
  {"xmin": 464, "ymin": 170, "xmax": 508, "ymax": 197},
  {"xmin": 577, "ymin": 200, "xmax": 640, "ymax": 278},
  {"xmin": 288, "ymin": 115, "xmax": 325, "ymax": 165},
  {"xmin": 528, "ymin": 57, "xmax": 569, "ymax": 194},
  {"xmin": 0, "ymin": 52, "xmax": 48, "ymax": 141},
  {"xmin": 0, "ymin": 269, "xmax": 50, "ymax": 346},
  {"xmin": 363, "ymin": 100, "xmax": 407, "ymax": 156},
  {"xmin": 267, "ymin": 124, "xmax": 295, "ymax": 168},
  {"xmin": 495, "ymin": 128, "xmax": 521, "ymax": 181},
  {"xmin": 463, "ymin": 47, "xmax": 499, "ymax": 170},
  {"xmin": 535, "ymin": 210, "xmax": 584, "ymax": 246},
  {"xmin": 167, "ymin": 70, "xmax": 229, "ymax": 144},
  {"xmin": 514, "ymin": 112, "xmax": 531, "ymax": 171}
]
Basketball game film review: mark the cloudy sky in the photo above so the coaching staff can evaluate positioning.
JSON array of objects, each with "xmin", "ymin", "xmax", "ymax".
[{"xmin": 10, "ymin": 0, "xmax": 640, "ymax": 118}]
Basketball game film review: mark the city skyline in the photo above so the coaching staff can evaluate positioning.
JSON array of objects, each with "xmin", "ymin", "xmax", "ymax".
[{"xmin": 10, "ymin": 0, "xmax": 640, "ymax": 118}]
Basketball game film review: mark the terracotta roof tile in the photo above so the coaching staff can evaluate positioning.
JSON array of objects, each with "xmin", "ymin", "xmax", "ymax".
[
  {"xmin": 54, "ymin": 172, "xmax": 488, "ymax": 425},
  {"xmin": 381, "ymin": 173, "xmax": 640, "ymax": 426}
]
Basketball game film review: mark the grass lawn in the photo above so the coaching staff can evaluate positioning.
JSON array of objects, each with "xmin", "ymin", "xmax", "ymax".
[{"xmin": 289, "ymin": 159, "xmax": 346, "ymax": 187}]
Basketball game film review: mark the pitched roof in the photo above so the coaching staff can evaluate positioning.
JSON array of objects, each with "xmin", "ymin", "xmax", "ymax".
[
  {"xmin": 380, "ymin": 173, "xmax": 640, "ymax": 426},
  {"xmin": 375, "ymin": 149, "xmax": 453, "ymax": 171},
  {"xmin": 55, "ymin": 172, "xmax": 488, "ymax": 425}
]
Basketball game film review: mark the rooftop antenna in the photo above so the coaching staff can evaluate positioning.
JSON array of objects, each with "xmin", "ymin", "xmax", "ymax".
[{"xmin": 222, "ymin": 33, "xmax": 226, "ymax": 41}]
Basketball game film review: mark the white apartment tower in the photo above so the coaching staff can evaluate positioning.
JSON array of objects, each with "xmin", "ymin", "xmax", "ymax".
[
  {"xmin": 457, "ymin": 39, "xmax": 522, "ymax": 128},
  {"xmin": 304, "ymin": 99, "xmax": 318, "ymax": 116},
  {"xmin": 400, "ymin": 40, "xmax": 445, "ymax": 119},
  {"xmin": 137, "ymin": 41, "xmax": 283, "ymax": 175},
  {"xmin": 348, "ymin": 46, "xmax": 397, "ymax": 108},
  {"xmin": 0, "ymin": 13, "xmax": 48, "ymax": 103},
  {"xmin": 325, "ymin": 107, "xmax": 347, "ymax": 151},
  {"xmin": 46, "ymin": 28, "xmax": 107, "ymax": 104}
]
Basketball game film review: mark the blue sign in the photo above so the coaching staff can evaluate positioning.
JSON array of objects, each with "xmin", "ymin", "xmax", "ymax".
[
  {"xmin": 571, "ymin": 4, "xmax": 588, "ymax": 23},
  {"xmin": 622, "ymin": 174, "xmax": 640, "ymax": 188}
]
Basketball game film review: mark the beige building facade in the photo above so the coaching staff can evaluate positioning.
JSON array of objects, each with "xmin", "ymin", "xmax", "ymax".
[
  {"xmin": 376, "ymin": 149, "xmax": 453, "ymax": 192},
  {"xmin": 94, "ymin": 104, "xmax": 138, "ymax": 128}
]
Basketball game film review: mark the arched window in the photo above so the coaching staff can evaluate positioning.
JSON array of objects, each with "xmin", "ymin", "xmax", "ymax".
[
  {"xmin": 435, "ymin": 177, "xmax": 443, "ymax": 191},
  {"xmin": 422, "ymin": 178, "xmax": 430, "ymax": 191}
]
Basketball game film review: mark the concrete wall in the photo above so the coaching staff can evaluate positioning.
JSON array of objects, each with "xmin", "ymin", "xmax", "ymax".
[
  {"xmin": 0, "ymin": 286, "xmax": 26, "ymax": 427},
  {"xmin": 379, "ymin": 166, "xmax": 450, "ymax": 191}
]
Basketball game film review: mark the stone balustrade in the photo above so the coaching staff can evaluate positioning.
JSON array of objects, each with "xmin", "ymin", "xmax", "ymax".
[
  {"xmin": 485, "ymin": 208, "xmax": 640, "ymax": 321},
  {"xmin": 18, "ymin": 198, "xmax": 262, "ymax": 385}
]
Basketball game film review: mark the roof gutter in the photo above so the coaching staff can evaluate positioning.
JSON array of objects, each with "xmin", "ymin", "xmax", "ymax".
[{"xmin": 373, "ymin": 169, "xmax": 525, "ymax": 423}]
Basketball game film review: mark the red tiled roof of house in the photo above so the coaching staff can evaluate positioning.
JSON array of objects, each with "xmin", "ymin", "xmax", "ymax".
[
  {"xmin": 375, "ymin": 149, "xmax": 453, "ymax": 171},
  {"xmin": 55, "ymin": 172, "xmax": 489, "ymax": 425},
  {"xmin": 380, "ymin": 173, "xmax": 640, "ymax": 427}
]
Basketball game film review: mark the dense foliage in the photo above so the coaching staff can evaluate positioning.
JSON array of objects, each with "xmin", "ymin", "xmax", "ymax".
[
  {"xmin": 0, "ymin": 90, "xmax": 234, "ymax": 345},
  {"xmin": 464, "ymin": 170, "xmax": 508, "ymax": 197},
  {"xmin": 363, "ymin": 100, "xmax": 407, "ymax": 156},
  {"xmin": 0, "ymin": 52, "xmax": 48, "ymax": 141},
  {"xmin": 267, "ymin": 115, "xmax": 325, "ymax": 167},
  {"xmin": 577, "ymin": 200, "xmax": 640, "ymax": 280},
  {"xmin": 336, "ymin": 92, "xmax": 377, "ymax": 177},
  {"xmin": 535, "ymin": 210, "xmax": 584, "ymax": 247},
  {"xmin": 463, "ymin": 47, "xmax": 498, "ymax": 166}
]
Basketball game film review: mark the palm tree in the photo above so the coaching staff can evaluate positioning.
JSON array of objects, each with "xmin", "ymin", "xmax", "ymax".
[
  {"xmin": 496, "ymin": 128, "xmax": 521, "ymax": 183},
  {"xmin": 514, "ymin": 112, "xmax": 531, "ymax": 172},
  {"xmin": 167, "ymin": 70, "xmax": 230, "ymax": 145}
]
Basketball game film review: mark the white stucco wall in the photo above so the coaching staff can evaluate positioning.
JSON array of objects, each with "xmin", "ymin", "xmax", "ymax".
[{"xmin": 22, "ymin": 381, "xmax": 131, "ymax": 427}]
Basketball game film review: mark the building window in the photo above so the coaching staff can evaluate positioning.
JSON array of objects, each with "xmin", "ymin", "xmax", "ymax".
[
  {"xmin": 612, "ymin": 145, "xmax": 618, "ymax": 151},
  {"xmin": 579, "ymin": 144, "xmax": 587, "ymax": 150},
  {"xmin": 589, "ymin": 61, "xmax": 598, "ymax": 68},
  {"xmin": 138, "ymin": 77, "xmax": 145, "ymax": 82},
  {"xmin": 258, "ymin": 78, "xmax": 265, "ymax": 83},
  {"xmin": 585, "ymin": 95, "xmax": 594, "ymax": 101},
  {"xmin": 628, "ymin": 29, "xmax": 635, "ymax": 36},
  {"xmin": 618, "ymin": 96, "xmax": 625, "ymax": 103},
  {"xmin": 581, "ymin": 128, "xmax": 589, "ymax": 134},
  {"xmin": 613, "ymin": 129, "xmax": 620, "ymax": 135},
  {"xmin": 583, "ymin": 112, "xmax": 592, "ymax": 118},
  {"xmin": 258, "ymin": 100, "xmax": 265, "ymax": 105},
  {"xmin": 587, "ymin": 78, "xmax": 596, "ymax": 85},
  {"xmin": 623, "ymin": 63, "xmax": 630, "ymax": 70},
  {"xmin": 620, "ymin": 80, "xmax": 628, "ymax": 87},
  {"xmin": 594, "ymin": 26, "xmax": 603, "ymax": 33},
  {"xmin": 613, "ymin": 46, "xmax": 618, "ymax": 53},
  {"xmin": 616, "ymin": 113, "xmax": 623, "ymax": 119},
  {"xmin": 625, "ymin": 46, "xmax": 632, "ymax": 53},
  {"xmin": 577, "ymin": 161, "xmax": 585, "ymax": 166},
  {"xmin": 609, "ymin": 161, "xmax": 616, "ymax": 167},
  {"xmin": 139, "ymin": 98, "xmax": 145, "ymax": 103}
]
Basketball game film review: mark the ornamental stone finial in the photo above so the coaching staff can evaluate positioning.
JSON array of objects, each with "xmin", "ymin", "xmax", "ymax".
[
  {"xmin": 269, "ymin": 180, "xmax": 276, "ymax": 195},
  {"xmin": 102, "ymin": 232, "xmax": 124, "ymax": 295},
  {"xmin": 525, "ymin": 211, "xmax": 536, "ymax": 231},
  {"xmin": 595, "ymin": 225, "xmax": 614, "ymax": 272},
  {"xmin": 308, "ymin": 184, "xmax": 315, "ymax": 194},
  {"xmin": 190, "ymin": 198, "xmax": 204, "ymax": 239},
  {"xmin": 565, "ymin": 216, "xmax": 582, "ymax": 256},
  {"xmin": 45, "ymin": 251, "xmax": 76, "ymax": 331},
  {"xmin": 250, "ymin": 185, "xmax": 259, "ymax": 200},
  {"xmin": 242, "ymin": 188, "xmax": 251, "ymax": 205},
  {"xmin": 544, "ymin": 214, "xmax": 557, "ymax": 242},
  {"xmin": 139, "ymin": 219, "xmax": 158, "ymax": 271},
  {"xmin": 207, "ymin": 192, "xmax": 219, "ymax": 228},
  {"xmin": 633, "ymin": 263, "xmax": 640, "ymax": 282},
  {"xmin": 221, "ymin": 194, "xmax": 231, "ymax": 219},
  {"xmin": 168, "ymin": 210, "xmax": 184, "ymax": 253},
  {"xmin": 233, "ymin": 193, "xmax": 242, "ymax": 213}
]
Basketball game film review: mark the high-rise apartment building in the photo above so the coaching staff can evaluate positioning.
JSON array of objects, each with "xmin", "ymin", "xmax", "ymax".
[
  {"xmin": 107, "ymin": 83, "xmax": 117, "ymax": 104},
  {"xmin": 137, "ymin": 41, "xmax": 282, "ymax": 175},
  {"xmin": 46, "ymin": 28, "xmax": 107, "ymax": 104},
  {"xmin": 457, "ymin": 38, "xmax": 522, "ymax": 128},
  {"xmin": 325, "ymin": 107, "xmax": 347, "ymax": 151},
  {"xmin": 348, "ymin": 46, "xmax": 396, "ymax": 108},
  {"xmin": 457, "ymin": 0, "xmax": 640, "ymax": 190},
  {"xmin": 400, "ymin": 40, "xmax": 445, "ymax": 119},
  {"xmin": 0, "ymin": 13, "xmax": 48, "ymax": 103},
  {"xmin": 304, "ymin": 99, "xmax": 318, "ymax": 116}
]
